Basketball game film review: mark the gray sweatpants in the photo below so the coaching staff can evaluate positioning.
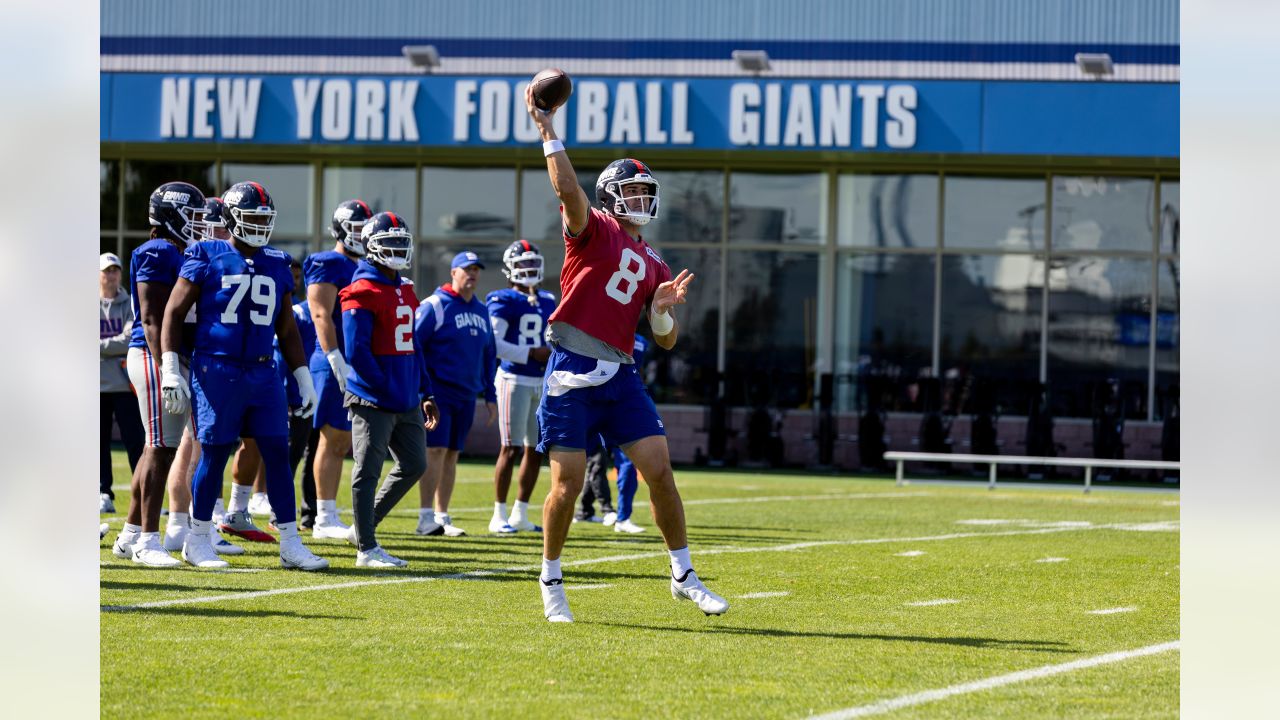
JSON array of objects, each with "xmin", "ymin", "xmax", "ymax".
[{"xmin": 349, "ymin": 399, "xmax": 427, "ymax": 552}]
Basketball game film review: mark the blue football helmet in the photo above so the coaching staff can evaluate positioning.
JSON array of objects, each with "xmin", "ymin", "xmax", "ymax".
[
  {"xmin": 361, "ymin": 212, "xmax": 413, "ymax": 271},
  {"xmin": 331, "ymin": 199, "xmax": 373, "ymax": 257},
  {"xmin": 595, "ymin": 158, "xmax": 660, "ymax": 226},
  {"xmin": 501, "ymin": 239, "xmax": 544, "ymax": 287},
  {"xmin": 147, "ymin": 181, "xmax": 208, "ymax": 246},
  {"xmin": 221, "ymin": 181, "xmax": 276, "ymax": 247},
  {"xmin": 202, "ymin": 196, "xmax": 231, "ymax": 241}
]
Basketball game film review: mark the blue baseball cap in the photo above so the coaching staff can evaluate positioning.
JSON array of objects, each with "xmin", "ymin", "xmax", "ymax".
[{"xmin": 450, "ymin": 251, "xmax": 485, "ymax": 270}]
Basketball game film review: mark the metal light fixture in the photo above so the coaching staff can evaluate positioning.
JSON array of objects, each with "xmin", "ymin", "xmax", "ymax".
[
  {"xmin": 732, "ymin": 49, "xmax": 771, "ymax": 73},
  {"xmin": 402, "ymin": 44, "xmax": 441, "ymax": 71},
  {"xmin": 1075, "ymin": 52, "xmax": 1114, "ymax": 77}
]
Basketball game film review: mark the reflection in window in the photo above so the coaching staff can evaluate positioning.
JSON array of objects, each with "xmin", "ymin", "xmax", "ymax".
[
  {"xmin": 939, "ymin": 253, "xmax": 1044, "ymax": 415},
  {"xmin": 102, "ymin": 161, "xmax": 119, "ymax": 231},
  {"xmin": 833, "ymin": 253, "xmax": 934, "ymax": 412},
  {"xmin": 728, "ymin": 173, "xmax": 826, "ymax": 245},
  {"xmin": 944, "ymin": 176, "xmax": 1045, "ymax": 251},
  {"xmin": 123, "ymin": 161, "xmax": 217, "ymax": 230},
  {"xmin": 1160, "ymin": 181, "xmax": 1179, "ymax": 255},
  {"xmin": 220, "ymin": 163, "xmax": 313, "ymax": 236},
  {"xmin": 1155, "ymin": 259, "xmax": 1180, "ymax": 418},
  {"xmin": 723, "ymin": 251, "xmax": 819, "ymax": 409},
  {"xmin": 837, "ymin": 175, "xmax": 937, "ymax": 249},
  {"xmin": 642, "ymin": 246, "xmax": 720, "ymax": 406},
  {"xmin": 321, "ymin": 167, "xmax": 416, "ymax": 242},
  {"xmin": 421, "ymin": 168, "xmax": 514, "ymax": 240},
  {"xmin": 1045, "ymin": 256, "xmax": 1152, "ymax": 419},
  {"xmin": 1052, "ymin": 176, "xmax": 1155, "ymax": 252},
  {"xmin": 641, "ymin": 171, "xmax": 723, "ymax": 246}
]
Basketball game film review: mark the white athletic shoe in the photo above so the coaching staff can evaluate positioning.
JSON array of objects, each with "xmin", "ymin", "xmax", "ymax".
[
  {"xmin": 112, "ymin": 531, "xmax": 138, "ymax": 558},
  {"xmin": 162, "ymin": 522, "xmax": 189, "ymax": 552},
  {"xmin": 313, "ymin": 514, "xmax": 353, "ymax": 541},
  {"xmin": 132, "ymin": 535, "xmax": 182, "ymax": 568},
  {"xmin": 540, "ymin": 577, "xmax": 573, "ymax": 623},
  {"xmin": 489, "ymin": 517, "xmax": 517, "ymax": 535},
  {"xmin": 437, "ymin": 514, "xmax": 467, "ymax": 537},
  {"xmin": 280, "ymin": 535, "xmax": 329, "ymax": 571},
  {"xmin": 415, "ymin": 516, "xmax": 444, "ymax": 536},
  {"xmin": 181, "ymin": 533, "xmax": 229, "ymax": 568},
  {"xmin": 210, "ymin": 532, "xmax": 246, "ymax": 555},
  {"xmin": 100, "ymin": 523, "xmax": 110, "ymax": 540},
  {"xmin": 602, "ymin": 511, "xmax": 617, "ymax": 526},
  {"xmin": 613, "ymin": 519, "xmax": 646, "ymax": 534},
  {"xmin": 211, "ymin": 498, "xmax": 227, "ymax": 526},
  {"xmin": 247, "ymin": 493, "xmax": 273, "ymax": 517},
  {"xmin": 356, "ymin": 546, "xmax": 408, "ymax": 568},
  {"xmin": 509, "ymin": 517, "xmax": 542, "ymax": 532},
  {"xmin": 671, "ymin": 570, "xmax": 729, "ymax": 616},
  {"xmin": 572, "ymin": 514, "xmax": 603, "ymax": 524},
  {"xmin": 99, "ymin": 493, "xmax": 115, "ymax": 514}
]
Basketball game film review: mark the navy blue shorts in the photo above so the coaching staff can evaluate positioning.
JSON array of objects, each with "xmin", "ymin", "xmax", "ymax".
[
  {"xmin": 427, "ymin": 389, "xmax": 477, "ymax": 451},
  {"xmin": 309, "ymin": 357, "xmax": 352, "ymax": 432},
  {"xmin": 537, "ymin": 345, "xmax": 664, "ymax": 454},
  {"xmin": 192, "ymin": 355, "xmax": 289, "ymax": 446}
]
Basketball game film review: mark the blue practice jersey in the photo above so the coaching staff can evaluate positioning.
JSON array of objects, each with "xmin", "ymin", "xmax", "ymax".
[
  {"xmin": 416, "ymin": 285, "xmax": 497, "ymax": 402},
  {"xmin": 180, "ymin": 240, "xmax": 295, "ymax": 362},
  {"xmin": 486, "ymin": 287, "xmax": 557, "ymax": 379},
  {"xmin": 128, "ymin": 238, "xmax": 185, "ymax": 350},
  {"xmin": 631, "ymin": 333, "xmax": 648, "ymax": 368},
  {"xmin": 303, "ymin": 250, "xmax": 358, "ymax": 362},
  {"xmin": 275, "ymin": 300, "xmax": 316, "ymax": 408}
]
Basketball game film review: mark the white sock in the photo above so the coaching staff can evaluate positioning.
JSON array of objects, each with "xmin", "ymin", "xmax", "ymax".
[
  {"xmin": 137, "ymin": 531, "xmax": 159, "ymax": 547},
  {"xmin": 435, "ymin": 511, "xmax": 451, "ymax": 525},
  {"xmin": 419, "ymin": 507, "xmax": 434, "ymax": 523},
  {"xmin": 541, "ymin": 557, "xmax": 562, "ymax": 582},
  {"xmin": 122, "ymin": 523, "xmax": 141, "ymax": 536},
  {"xmin": 669, "ymin": 547, "xmax": 693, "ymax": 580},
  {"xmin": 494, "ymin": 502, "xmax": 508, "ymax": 520},
  {"xmin": 512, "ymin": 500, "xmax": 529, "ymax": 521},
  {"xmin": 275, "ymin": 521, "xmax": 299, "ymax": 540},
  {"xmin": 190, "ymin": 518, "xmax": 211, "ymax": 536},
  {"xmin": 228, "ymin": 483, "xmax": 253, "ymax": 513},
  {"xmin": 320, "ymin": 499, "xmax": 338, "ymax": 515},
  {"xmin": 252, "ymin": 491, "xmax": 267, "ymax": 500},
  {"xmin": 167, "ymin": 512, "xmax": 189, "ymax": 530}
]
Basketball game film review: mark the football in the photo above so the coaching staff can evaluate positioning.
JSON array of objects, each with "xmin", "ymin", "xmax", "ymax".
[{"xmin": 530, "ymin": 68, "xmax": 573, "ymax": 111}]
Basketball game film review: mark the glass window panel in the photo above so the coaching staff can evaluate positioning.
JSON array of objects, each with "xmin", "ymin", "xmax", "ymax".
[
  {"xmin": 642, "ymin": 170, "xmax": 723, "ymax": 245},
  {"xmin": 723, "ymin": 251, "xmax": 819, "ymax": 409},
  {"xmin": 834, "ymin": 253, "xmax": 935, "ymax": 413},
  {"xmin": 321, "ymin": 167, "xmax": 417, "ymax": 244},
  {"xmin": 101, "ymin": 160, "xmax": 119, "ymax": 231},
  {"xmin": 421, "ymin": 168, "xmax": 514, "ymax": 240},
  {"xmin": 837, "ymin": 174, "xmax": 938, "ymax": 249},
  {"xmin": 642, "ymin": 246, "xmax": 720, "ymax": 406},
  {"xmin": 943, "ymin": 176, "xmax": 1045, "ymax": 251},
  {"xmin": 412, "ymin": 242, "xmax": 560, "ymax": 304},
  {"xmin": 1160, "ymin": 180, "xmax": 1179, "ymax": 255},
  {"xmin": 1045, "ymin": 256, "xmax": 1153, "ymax": 419},
  {"xmin": 728, "ymin": 173, "xmax": 826, "ymax": 245},
  {"xmin": 1051, "ymin": 176, "xmax": 1155, "ymax": 252},
  {"xmin": 939, "ymin": 253, "xmax": 1045, "ymax": 415},
  {"xmin": 1155, "ymin": 258, "xmax": 1180, "ymax": 418},
  {"xmin": 123, "ymin": 160, "xmax": 217, "ymax": 230},
  {"xmin": 220, "ymin": 163, "xmax": 314, "ymax": 236},
  {"xmin": 519, "ymin": 168, "xmax": 595, "ymax": 243}
]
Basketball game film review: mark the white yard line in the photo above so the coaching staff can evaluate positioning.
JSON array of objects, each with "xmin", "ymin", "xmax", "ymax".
[
  {"xmin": 808, "ymin": 641, "xmax": 1180, "ymax": 719},
  {"xmin": 893, "ymin": 551, "xmax": 926, "ymax": 557},
  {"xmin": 1035, "ymin": 557, "xmax": 1069, "ymax": 563},
  {"xmin": 738, "ymin": 591, "xmax": 790, "ymax": 599},
  {"xmin": 385, "ymin": 490, "xmax": 932, "ymax": 516},
  {"xmin": 1088, "ymin": 607, "xmax": 1138, "ymax": 615},
  {"xmin": 101, "ymin": 521, "xmax": 1171, "ymax": 612},
  {"xmin": 905, "ymin": 599, "xmax": 960, "ymax": 607}
]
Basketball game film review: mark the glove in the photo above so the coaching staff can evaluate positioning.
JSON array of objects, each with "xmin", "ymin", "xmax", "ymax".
[
  {"xmin": 159, "ymin": 351, "xmax": 190, "ymax": 415},
  {"xmin": 325, "ymin": 348, "xmax": 349, "ymax": 394},
  {"xmin": 294, "ymin": 367, "xmax": 318, "ymax": 420}
]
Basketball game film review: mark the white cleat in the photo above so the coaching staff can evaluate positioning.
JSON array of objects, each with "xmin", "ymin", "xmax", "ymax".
[
  {"xmin": 100, "ymin": 523, "xmax": 110, "ymax": 540},
  {"xmin": 211, "ymin": 498, "xmax": 227, "ymax": 527},
  {"xmin": 355, "ymin": 546, "xmax": 408, "ymax": 568},
  {"xmin": 415, "ymin": 516, "xmax": 444, "ymax": 536},
  {"xmin": 613, "ymin": 519, "xmax": 646, "ymax": 534},
  {"xmin": 163, "ymin": 522, "xmax": 189, "ymax": 552},
  {"xmin": 99, "ymin": 493, "xmax": 115, "ymax": 514},
  {"xmin": 181, "ymin": 534, "xmax": 229, "ymax": 569},
  {"xmin": 489, "ymin": 517, "xmax": 518, "ymax": 535},
  {"xmin": 280, "ymin": 535, "xmax": 329, "ymax": 571},
  {"xmin": 509, "ymin": 517, "xmax": 542, "ymax": 533},
  {"xmin": 437, "ymin": 514, "xmax": 467, "ymax": 537},
  {"xmin": 313, "ymin": 515, "xmax": 353, "ymax": 541},
  {"xmin": 540, "ymin": 577, "xmax": 574, "ymax": 623},
  {"xmin": 671, "ymin": 570, "xmax": 730, "ymax": 616},
  {"xmin": 210, "ymin": 532, "xmax": 246, "ymax": 555},
  {"xmin": 111, "ymin": 531, "xmax": 138, "ymax": 559},
  {"xmin": 130, "ymin": 535, "xmax": 181, "ymax": 568},
  {"xmin": 602, "ymin": 511, "xmax": 618, "ymax": 527},
  {"xmin": 247, "ymin": 493, "xmax": 273, "ymax": 517}
]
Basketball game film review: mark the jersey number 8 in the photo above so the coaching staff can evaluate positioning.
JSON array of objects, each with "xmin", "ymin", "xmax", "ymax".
[
  {"xmin": 604, "ymin": 248, "xmax": 646, "ymax": 305},
  {"xmin": 220, "ymin": 274, "xmax": 276, "ymax": 326}
]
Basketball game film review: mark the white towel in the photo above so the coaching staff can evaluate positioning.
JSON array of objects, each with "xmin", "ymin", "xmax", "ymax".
[{"xmin": 545, "ymin": 360, "xmax": 620, "ymax": 397}]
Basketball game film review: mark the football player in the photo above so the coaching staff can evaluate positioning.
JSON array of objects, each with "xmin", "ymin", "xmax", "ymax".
[
  {"xmin": 486, "ymin": 240, "xmax": 557, "ymax": 534},
  {"xmin": 525, "ymin": 84, "xmax": 728, "ymax": 621},
  {"xmin": 113, "ymin": 181, "xmax": 207, "ymax": 567},
  {"xmin": 413, "ymin": 251, "xmax": 498, "ymax": 537},
  {"xmin": 158, "ymin": 181, "xmax": 327, "ymax": 570},
  {"xmin": 304, "ymin": 199, "xmax": 375, "ymax": 541},
  {"xmin": 339, "ymin": 212, "xmax": 440, "ymax": 566}
]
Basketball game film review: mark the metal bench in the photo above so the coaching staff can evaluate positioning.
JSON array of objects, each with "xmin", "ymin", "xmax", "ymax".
[{"xmin": 884, "ymin": 451, "xmax": 1181, "ymax": 493}]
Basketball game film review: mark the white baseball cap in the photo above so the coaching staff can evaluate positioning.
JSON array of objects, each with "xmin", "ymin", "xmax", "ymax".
[{"xmin": 100, "ymin": 252, "xmax": 122, "ymax": 271}]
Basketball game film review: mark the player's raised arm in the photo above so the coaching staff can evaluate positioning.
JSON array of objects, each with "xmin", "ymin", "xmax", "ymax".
[
  {"xmin": 525, "ymin": 83, "xmax": 589, "ymax": 236},
  {"xmin": 650, "ymin": 269, "xmax": 695, "ymax": 350}
]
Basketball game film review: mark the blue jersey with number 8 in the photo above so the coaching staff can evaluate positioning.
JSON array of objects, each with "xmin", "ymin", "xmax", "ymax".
[{"xmin": 180, "ymin": 240, "xmax": 295, "ymax": 362}]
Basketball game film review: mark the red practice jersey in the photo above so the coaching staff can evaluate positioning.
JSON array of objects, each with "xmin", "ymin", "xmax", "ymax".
[{"xmin": 549, "ymin": 207, "xmax": 671, "ymax": 355}]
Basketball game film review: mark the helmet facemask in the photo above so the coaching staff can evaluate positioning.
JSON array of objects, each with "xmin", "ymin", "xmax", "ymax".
[
  {"xmin": 332, "ymin": 206, "xmax": 368, "ymax": 257},
  {"xmin": 229, "ymin": 206, "xmax": 276, "ymax": 247},
  {"xmin": 365, "ymin": 227, "xmax": 414, "ymax": 271},
  {"xmin": 172, "ymin": 205, "xmax": 208, "ymax": 246},
  {"xmin": 503, "ymin": 250, "xmax": 544, "ymax": 288},
  {"xmin": 602, "ymin": 177, "xmax": 660, "ymax": 226}
]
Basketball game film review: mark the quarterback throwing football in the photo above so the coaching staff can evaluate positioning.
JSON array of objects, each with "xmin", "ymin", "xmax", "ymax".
[{"xmin": 525, "ymin": 83, "xmax": 728, "ymax": 622}]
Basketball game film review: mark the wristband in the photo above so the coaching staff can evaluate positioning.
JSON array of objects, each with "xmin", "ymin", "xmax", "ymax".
[
  {"xmin": 649, "ymin": 307, "xmax": 674, "ymax": 335},
  {"xmin": 543, "ymin": 139, "xmax": 565, "ymax": 157}
]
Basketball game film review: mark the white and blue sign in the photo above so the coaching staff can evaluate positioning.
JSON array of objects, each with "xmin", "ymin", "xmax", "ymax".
[{"xmin": 100, "ymin": 73, "xmax": 1178, "ymax": 157}]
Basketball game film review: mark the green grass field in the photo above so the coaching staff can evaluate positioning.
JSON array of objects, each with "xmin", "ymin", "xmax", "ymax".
[{"xmin": 100, "ymin": 450, "xmax": 1178, "ymax": 719}]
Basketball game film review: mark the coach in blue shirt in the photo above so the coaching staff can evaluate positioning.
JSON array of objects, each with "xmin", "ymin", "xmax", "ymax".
[{"xmin": 413, "ymin": 250, "xmax": 497, "ymax": 537}]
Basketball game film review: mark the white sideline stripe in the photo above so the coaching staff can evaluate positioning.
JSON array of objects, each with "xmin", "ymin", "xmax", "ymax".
[
  {"xmin": 564, "ymin": 583, "xmax": 613, "ymax": 591},
  {"xmin": 808, "ymin": 640, "xmax": 1180, "ymax": 719},
  {"xmin": 386, "ymin": 491, "xmax": 932, "ymax": 516},
  {"xmin": 738, "ymin": 591, "xmax": 790, "ymax": 599},
  {"xmin": 1088, "ymin": 606, "xmax": 1138, "ymax": 615},
  {"xmin": 906, "ymin": 598, "xmax": 960, "ymax": 607},
  {"xmin": 100, "ymin": 521, "xmax": 1168, "ymax": 612},
  {"xmin": 1036, "ymin": 557, "xmax": 1069, "ymax": 563},
  {"xmin": 894, "ymin": 551, "xmax": 926, "ymax": 557}
]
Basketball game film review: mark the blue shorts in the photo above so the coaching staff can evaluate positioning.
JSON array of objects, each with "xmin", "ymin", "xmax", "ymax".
[
  {"xmin": 192, "ymin": 354, "xmax": 289, "ymax": 446},
  {"xmin": 537, "ymin": 345, "xmax": 664, "ymax": 454},
  {"xmin": 427, "ymin": 388, "xmax": 477, "ymax": 451},
  {"xmin": 309, "ymin": 358, "xmax": 352, "ymax": 431}
]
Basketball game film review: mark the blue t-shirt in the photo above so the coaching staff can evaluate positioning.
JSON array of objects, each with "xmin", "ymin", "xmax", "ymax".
[
  {"xmin": 486, "ymin": 287, "xmax": 557, "ymax": 378},
  {"xmin": 180, "ymin": 240, "xmax": 295, "ymax": 362},
  {"xmin": 303, "ymin": 250, "xmax": 358, "ymax": 362},
  {"xmin": 128, "ymin": 238, "xmax": 185, "ymax": 350}
]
